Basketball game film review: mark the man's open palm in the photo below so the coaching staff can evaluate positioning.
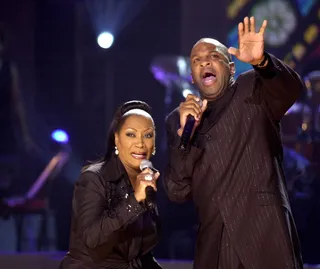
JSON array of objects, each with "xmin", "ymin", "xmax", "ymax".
[{"xmin": 228, "ymin": 16, "xmax": 267, "ymax": 65}]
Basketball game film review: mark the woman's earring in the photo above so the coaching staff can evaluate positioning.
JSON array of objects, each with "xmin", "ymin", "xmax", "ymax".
[
  {"xmin": 152, "ymin": 148, "xmax": 156, "ymax": 156},
  {"xmin": 115, "ymin": 146, "xmax": 119, "ymax": 155}
]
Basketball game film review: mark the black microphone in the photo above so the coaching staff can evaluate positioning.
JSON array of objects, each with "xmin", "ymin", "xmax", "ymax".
[
  {"xmin": 139, "ymin": 160, "xmax": 157, "ymax": 210},
  {"xmin": 178, "ymin": 99, "xmax": 203, "ymax": 151}
]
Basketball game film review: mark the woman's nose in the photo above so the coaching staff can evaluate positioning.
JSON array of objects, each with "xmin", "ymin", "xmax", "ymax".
[{"xmin": 136, "ymin": 136, "xmax": 145, "ymax": 147}]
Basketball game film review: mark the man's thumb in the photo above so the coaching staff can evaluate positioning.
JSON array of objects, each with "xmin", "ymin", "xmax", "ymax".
[{"xmin": 201, "ymin": 99, "xmax": 208, "ymax": 112}]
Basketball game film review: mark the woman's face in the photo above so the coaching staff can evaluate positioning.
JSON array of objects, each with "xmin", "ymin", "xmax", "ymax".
[{"xmin": 115, "ymin": 114, "xmax": 155, "ymax": 171}]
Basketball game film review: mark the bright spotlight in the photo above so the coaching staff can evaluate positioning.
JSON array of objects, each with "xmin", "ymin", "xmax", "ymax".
[
  {"xmin": 97, "ymin": 32, "xmax": 114, "ymax": 49},
  {"xmin": 51, "ymin": 129, "xmax": 69, "ymax": 144}
]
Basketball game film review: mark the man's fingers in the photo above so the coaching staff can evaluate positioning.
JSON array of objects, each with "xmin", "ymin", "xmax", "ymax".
[
  {"xmin": 185, "ymin": 94, "xmax": 203, "ymax": 110},
  {"xmin": 182, "ymin": 103, "xmax": 202, "ymax": 116},
  {"xmin": 179, "ymin": 98, "xmax": 207, "ymax": 129},
  {"xmin": 250, "ymin": 16, "xmax": 256, "ymax": 33},
  {"xmin": 179, "ymin": 96, "xmax": 206, "ymax": 136},
  {"xmin": 181, "ymin": 111, "xmax": 200, "ymax": 128},
  {"xmin": 201, "ymin": 99, "xmax": 208, "ymax": 112},
  {"xmin": 238, "ymin": 22, "xmax": 244, "ymax": 37},
  {"xmin": 228, "ymin": 47, "xmax": 239, "ymax": 57},
  {"xmin": 186, "ymin": 94, "xmax": 200, "ymax": 102},
  {"xmin": 243, "ymin": 16, "xmax": 249, "ymax": 33},
  {"xmin": 259, "ymin": 20, "xmax": 268, "ymax": 35},
  {"xmin": 180, "ymin": 105, "xmax": 202, "ymax": 127},
  {"xmin": 181, "ymin": 98, "xmax": 203, "ymax": 115}
]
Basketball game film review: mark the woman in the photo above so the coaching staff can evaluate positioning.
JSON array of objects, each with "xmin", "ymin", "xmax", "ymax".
[{"xmin": 60, "ymin": 100, "xmax": 162, "ymax": 269}]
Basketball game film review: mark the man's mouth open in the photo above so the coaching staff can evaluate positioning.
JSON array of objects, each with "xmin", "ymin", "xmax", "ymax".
[{"xmin": 202, "ymin": 72, "xmax": 216, "ymax": 86}]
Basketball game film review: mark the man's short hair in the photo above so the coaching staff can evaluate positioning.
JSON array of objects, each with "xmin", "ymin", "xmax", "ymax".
[{"xmin": 193, "ymin": 38, "xmax": 232, "ymax": 63}]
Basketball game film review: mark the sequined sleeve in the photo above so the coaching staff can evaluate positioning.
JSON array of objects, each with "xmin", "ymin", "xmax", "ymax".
[{"xmin": 73, "ymin": 171, "xmax": 146, "ymax": 249}]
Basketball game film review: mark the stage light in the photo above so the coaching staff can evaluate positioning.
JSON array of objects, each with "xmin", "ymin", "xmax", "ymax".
[
  {"xmin": 304, "ymin": 24, "xmax": 318, "ymax": 44},
  {"xmin": 97, "ymin": 32, "xmax": 114, "ymax": 49},
  {"xmin": 182, "ymin": 89, "xmax": 193, "ymax": 98},
  {"xmin": 51, "ymin": 129, "xmax": 69, "ymax": 144},
  {"xmin": 250, "ymin": 0, "xmax": 297, "ymax": 47},
  {"xmin": 292, "ymin": 43, "xmax": 306, "ymax": 60}
]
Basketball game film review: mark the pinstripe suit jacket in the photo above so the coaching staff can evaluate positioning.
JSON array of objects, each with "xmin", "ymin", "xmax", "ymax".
[{"xmin": 164, "ymin": 54, "xmax": 304, "ymax": 269}]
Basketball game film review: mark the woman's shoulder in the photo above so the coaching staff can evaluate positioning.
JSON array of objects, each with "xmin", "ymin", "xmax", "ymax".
[
  {"xmin": 75, "ymin": 159, "xmax": 122, "ymax": 200},
  {"xmin": 75, "ymin": 162, "xmax": 107, "ymax": 189},
  {"xmin": 82, "ymin": 161, "xmax": 105, "ymax": 175},
  {"xmin": 77, "ymin": 157, "xmax": 123, "ymax": 186}
]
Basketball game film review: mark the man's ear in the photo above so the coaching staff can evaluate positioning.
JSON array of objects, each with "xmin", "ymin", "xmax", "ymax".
[{"xmin": 229, "ymin": 62, "xmax": 235, "ymax": 76}]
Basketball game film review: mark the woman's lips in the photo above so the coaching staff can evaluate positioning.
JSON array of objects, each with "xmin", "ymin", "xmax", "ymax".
[{"xmin": 131, "ymin": 153, "xmax": 147, "ymax": 159}]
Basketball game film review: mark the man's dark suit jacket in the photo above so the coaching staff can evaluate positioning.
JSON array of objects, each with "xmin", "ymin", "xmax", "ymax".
[{"xmin": 164, "ymin": 54, "xmax": 304, "ymax": 269}]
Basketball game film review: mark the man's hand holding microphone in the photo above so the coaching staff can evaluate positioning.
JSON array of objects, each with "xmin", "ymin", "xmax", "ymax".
[{"xmin": 178, "ymin": 95, "xmax": 208, "ymax": 150}]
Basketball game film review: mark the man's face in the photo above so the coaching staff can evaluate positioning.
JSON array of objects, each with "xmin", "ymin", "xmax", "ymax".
[{"xmin": 190, "ymin": 41, "xmax": 234, "ymax": 100}]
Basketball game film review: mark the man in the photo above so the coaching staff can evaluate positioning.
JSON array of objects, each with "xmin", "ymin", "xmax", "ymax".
[{"xmin": 164, "ymin": 16, "xmax": 304, "ymax": 268}]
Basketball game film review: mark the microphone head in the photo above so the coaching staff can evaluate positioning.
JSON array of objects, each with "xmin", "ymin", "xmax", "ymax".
[
  {"xmin": 140, "ymin": 159, "xmax": 152, "ymax": 171},
  {"xmin": 197, "ymin": 99, "xmax": 203, "ymax": 108}
]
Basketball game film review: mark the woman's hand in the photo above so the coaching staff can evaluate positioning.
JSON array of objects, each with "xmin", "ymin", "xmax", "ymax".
[{"xmin": 133, "ymin": 168, "xmax": 160, "ymax": 202}]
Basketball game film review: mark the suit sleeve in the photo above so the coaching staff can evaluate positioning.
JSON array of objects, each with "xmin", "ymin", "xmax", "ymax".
[
  {"xmin": 163, "ymin": 112, "xmax": 204, "ymax": 203},
  {"xmin": 253, "ymin": 53, "xmax": 305, "ymax": 120},
  {"xmin": 73, "ymin": 171, "xmax": 146, "ymax": 249}
]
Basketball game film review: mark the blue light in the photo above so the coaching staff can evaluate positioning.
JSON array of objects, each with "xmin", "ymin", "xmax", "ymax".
[
  {"xmin": 51, "ymin": 129, "xmax": 69, "ymax": 143},
  {"xmin": 296, "ymin": 0, "xmax": 316, "ymax": 16}
]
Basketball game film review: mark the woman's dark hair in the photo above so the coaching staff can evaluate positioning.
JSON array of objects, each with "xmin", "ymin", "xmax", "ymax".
[{"xmin": 103, "ymin": 100, "xmax": 153, "ymax": 161}]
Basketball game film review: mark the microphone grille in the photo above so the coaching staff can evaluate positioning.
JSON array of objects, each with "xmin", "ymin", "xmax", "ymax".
[{"xmin": 140, "ymin": 160, "xmax": 152, "ymax": 171}]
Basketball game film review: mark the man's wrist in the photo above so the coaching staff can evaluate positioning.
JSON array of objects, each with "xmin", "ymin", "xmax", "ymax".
[{"xmin": 252, "ymin": 52, "xmax": 268, "ymax": 68}]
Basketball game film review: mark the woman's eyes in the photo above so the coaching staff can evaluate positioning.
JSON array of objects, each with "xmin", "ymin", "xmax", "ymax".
[
  {"xmin": 145, "ymin": 133, "xmax": 153, "ymax": 138},
  {"xmin": 125, "ymin": 133, "xmax": 153, "ymax": 138}
]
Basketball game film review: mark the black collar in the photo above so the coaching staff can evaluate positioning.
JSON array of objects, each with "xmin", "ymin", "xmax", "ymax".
[
  {"xmin": 102, "ymin": 153, "xmax": 127, "ymax": 182},
  {"xmin": 196, "ymin": 81, "xmax": 238, "ymax": 134}
]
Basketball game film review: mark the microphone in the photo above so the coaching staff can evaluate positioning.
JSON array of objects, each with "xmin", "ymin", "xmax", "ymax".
[
  {"xmin": 139, "ymin": 160, "xmax": 157, "ymax": 210},
  {"xmin": 140, "ymin": 160, "xmax": 159, "ymax": 173},
  {"xmin": 178, "ymin": 99, "xmax": 203, "ymax": 151}
]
